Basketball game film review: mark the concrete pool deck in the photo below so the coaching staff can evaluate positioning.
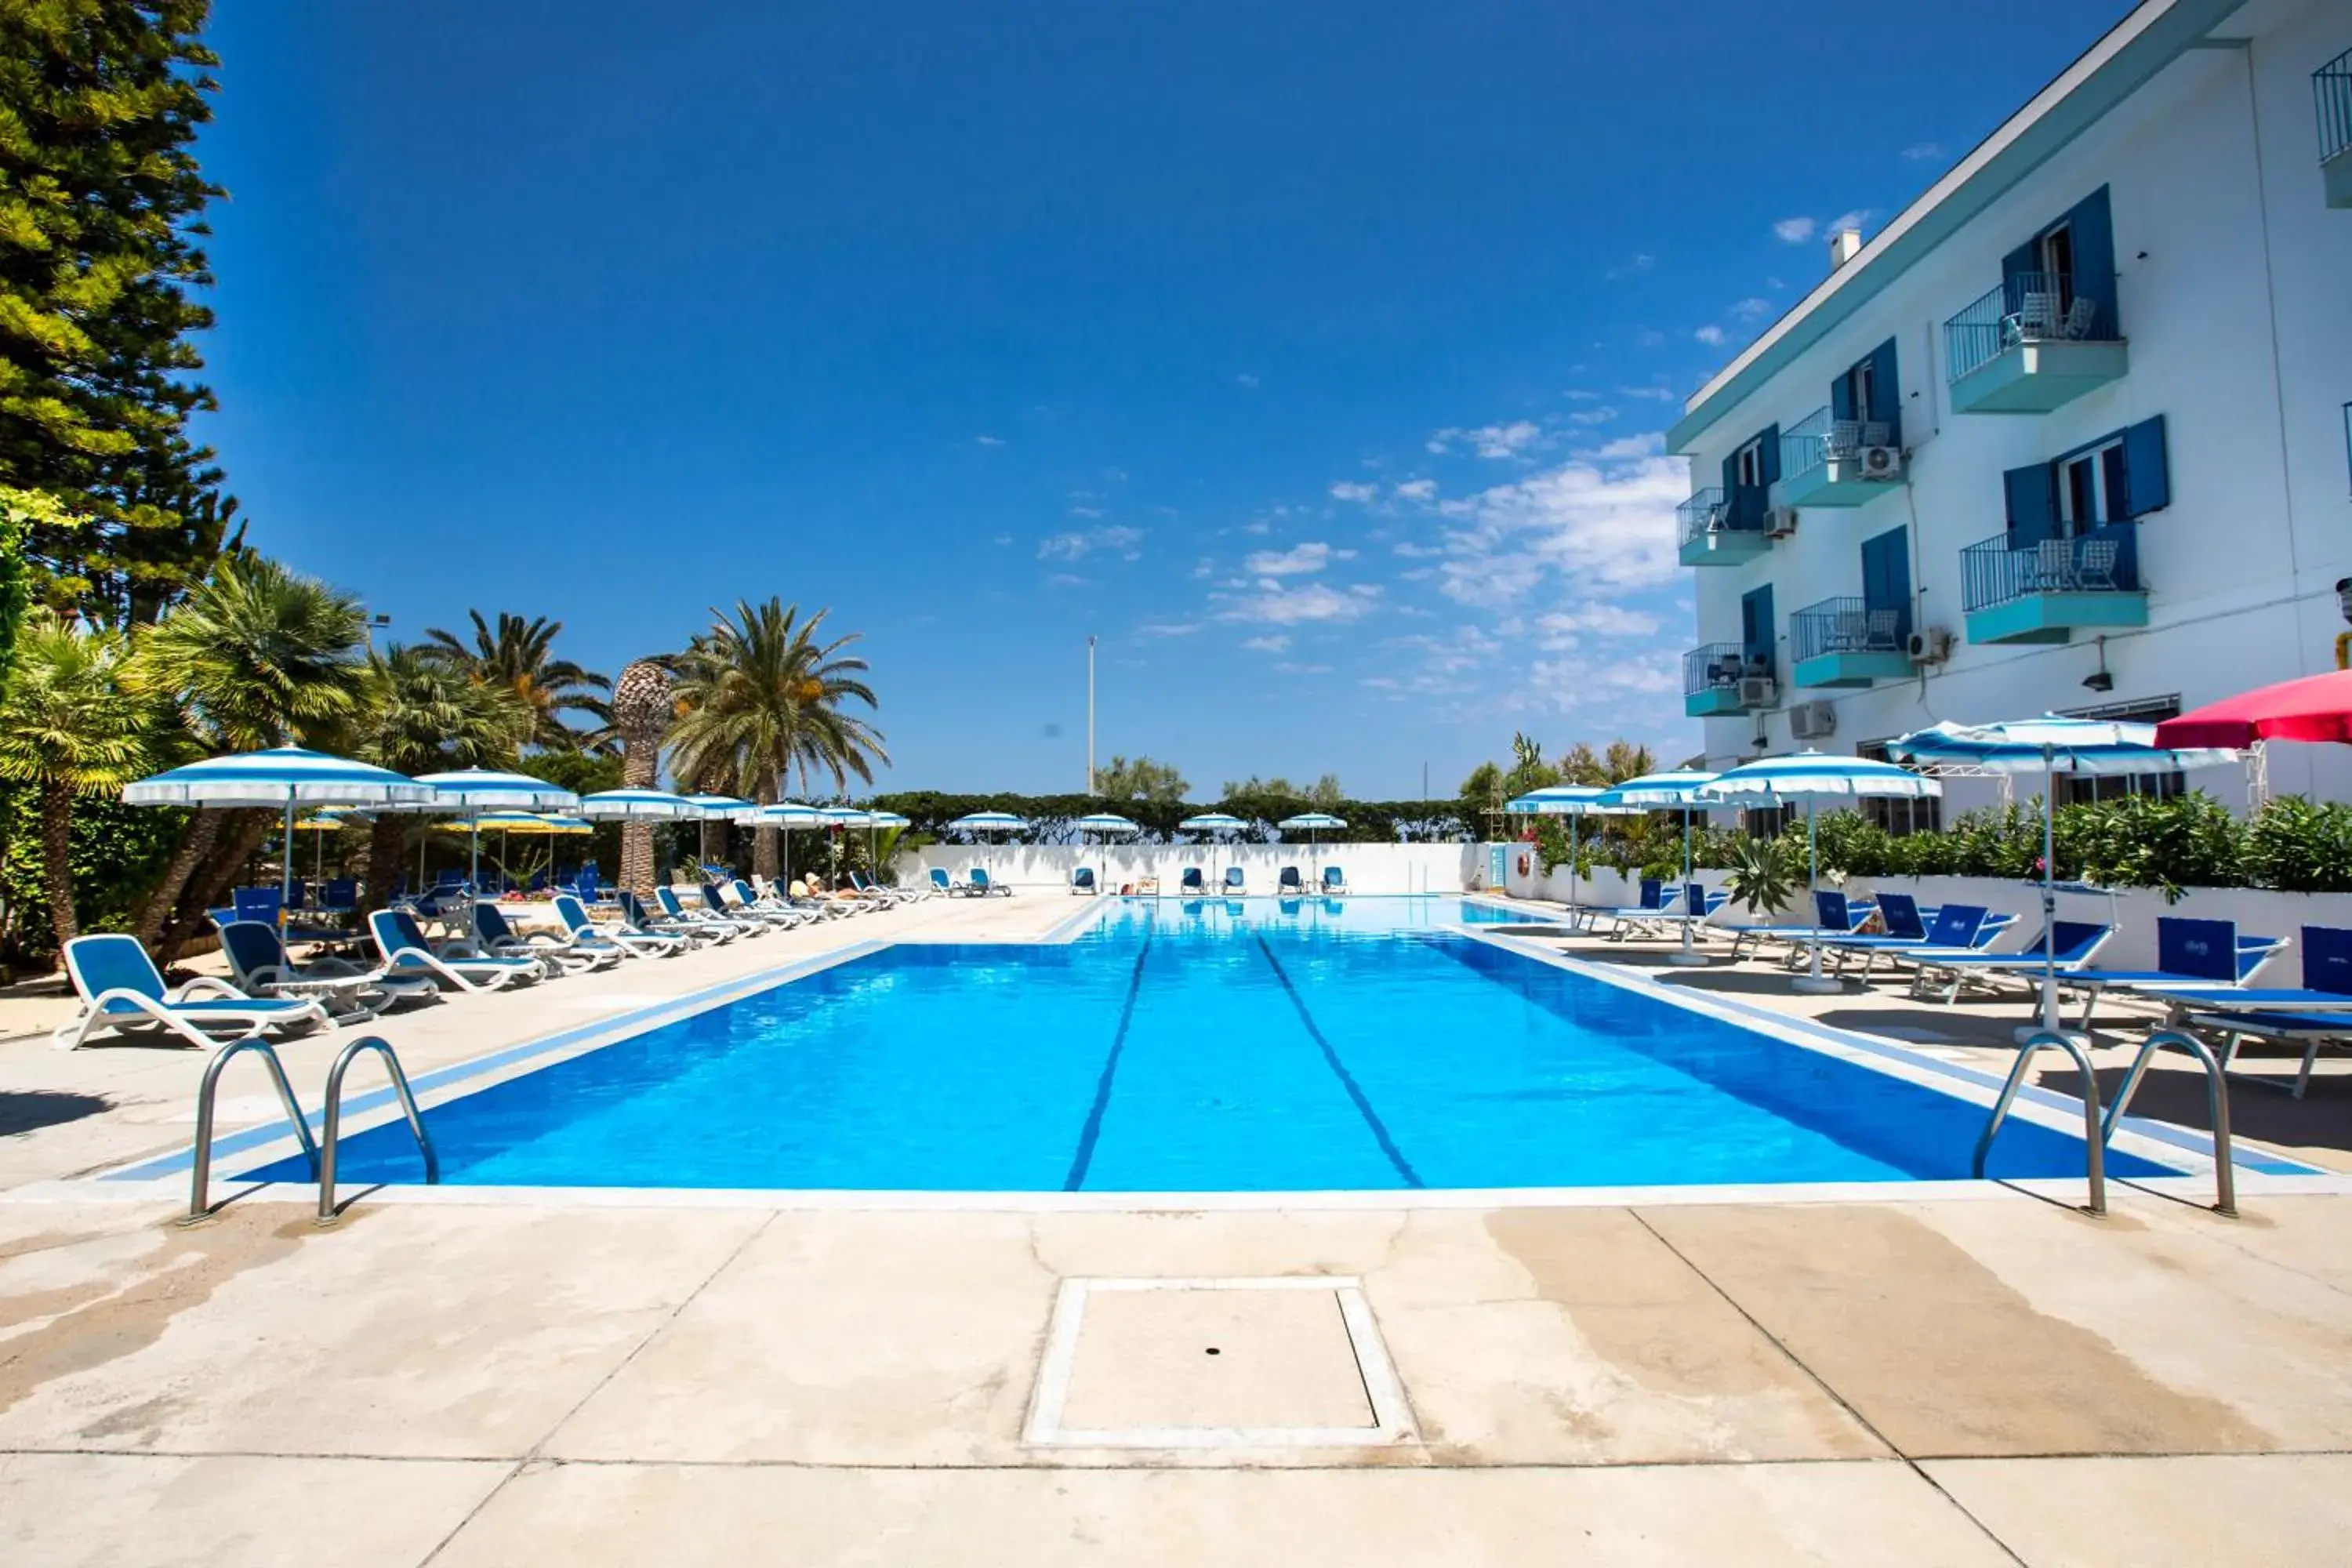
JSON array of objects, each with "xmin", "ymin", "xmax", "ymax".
[{"xmin": 3, "ymin": 891, "xmax": 2350, "ymax": 1564}]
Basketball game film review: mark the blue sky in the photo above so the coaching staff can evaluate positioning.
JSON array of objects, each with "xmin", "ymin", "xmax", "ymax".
[{"xmin": 192, "ymin": 1, "xmax": 2126, "ymax": 798}]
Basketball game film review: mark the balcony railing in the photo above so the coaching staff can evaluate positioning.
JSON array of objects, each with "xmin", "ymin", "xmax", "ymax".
[
  {"xmin": 2318, "ymin": 46, "xmax": 2352, "ymax": 164},
  {"xmin": 1790, "ymin": 597, "xmax": 1910, "ymax": 664},
  {"xmin": 1779, "ymin": 406, "xmax": 1896, "ymax": 481},
  {"xmin": 1683, "ymin": 641, "xmax": 1770, "ymax": 697},
  {"xmin": 1675, "ymin": 487, "xmax": 1730, "ymax": 550},
  {"xmin": 1960, "ymin": 524, "xmax": 2141, "ymax": 613},
  {"xmin": 1944, "ymin": 271, "xmax": 2114, "ymax": 384}
]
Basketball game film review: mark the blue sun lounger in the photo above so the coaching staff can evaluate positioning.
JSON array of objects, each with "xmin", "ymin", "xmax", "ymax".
[
  {"xmin": 1722, "ymin": 889, "xmax": 1878, "ymax": 962},
  {"xmin": 1277, "ymin": 866, "xmax": 1305, "ymax": 894},
  {"xmin": 1321, "ymin": 865, "xmax": 1348, "ymax": 895},
  {"xmin": 1180, "ymin": 867, "xmax": 1207, "ymax": 896},
  {"xmin": 2050, "ymin": 916, "xmax": 2288, "ymax": 1029},
  {"xmin": 2120, "ymin": 925, "xmax": 2352, "ymax": 1098},
  {"xmin": 1905, "ymin": 920, "xmax": 2115, "ymax": 1003},
  {"xmin": 220, "ymin": 920, "xmax": 436, "ymax": 1020},
  {"xmin": 1810, "ymin": 904, "xmax": 1993, "ymax": 978},
  {"xmin": 1575, "ymin": 879, "xmax": 1672, "ymax": 935},
  {"xmin": 55, "ymin": 933, "xmax": 333, "ymax": 1051},
  {"xmin": 369, "ymin": 909, "xmax": 543, "ymax": 993}
]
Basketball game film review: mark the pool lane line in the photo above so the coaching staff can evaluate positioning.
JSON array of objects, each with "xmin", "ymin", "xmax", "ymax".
[
  {"xmin": 1251, "ymin": 932, "xmax": 1423, "ymax": 1189},
  {"xmin": 1062, "ymin": 928, "xmax": 1155, "ymax": 1192}
]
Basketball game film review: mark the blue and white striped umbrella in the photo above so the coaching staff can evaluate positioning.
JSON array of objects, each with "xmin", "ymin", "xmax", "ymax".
[
  {"xmin": 576, "ymin": 788, "xmax": 699, "ymax": 820},
  {"xmin": 1890, "ymin": 718, "xmax": 2241, "ymax": 1036},
  {"xmin": 681, "ymin": 793, "xmax": 757, "ymax": 818},
  {"xmin": 1073, "ymin": 812, "xmax": 1140, "ymax": 835},
  {"xmin": 1504, "ymin": 787, "xmax": 1639, "ymax": 915},
  {"xmin": 753, "ymin": 801, "xmax": 823, "ymax": 826},
  {"xmin": 1276, "ymin": 812, "xmax": 1348, "ymax": 832},
  {"xmin": 1595, "ymin": 771, "xmax": 1722, "ymax": 966},
  {"xmin": 1178, "ymin": 812, "xmax": 1247, "ymax": 833},
  {"xmin": 949, "ymin": 811, "xmax": 1029, "ymax": 833},
  {"xmin": 1702, "ymin": 752, "xmax": 1941, "ymax": 993},
  {"xmin": 414, "ymin": 768, "xmax": 579, "ymax": 891},
  {"xmin": 123, "ymin": 747, "xmax": 437, "ymax": 928}
]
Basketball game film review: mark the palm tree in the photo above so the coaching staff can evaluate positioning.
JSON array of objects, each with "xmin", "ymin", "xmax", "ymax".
[
  {"xmin": 130, "ymin": 557, "xmax": 368, "ymax": 956},
  {"xmin": 609, "ymin": 658, "xmax": 673, "ymax": 897},
  {"xmin": 422, "ymin": 610, "xmax": 613, "ymax": 750},
  {"xmin": 665, "ymin": 600, "xmax": 887, "ymax": 881},
  {"xmin": 345, "ymin": 645, "xmax": 535, "ymax": 911},
  {"xmin": 0, "ymin": 612, "xmax": 157, "ymax": 952}
]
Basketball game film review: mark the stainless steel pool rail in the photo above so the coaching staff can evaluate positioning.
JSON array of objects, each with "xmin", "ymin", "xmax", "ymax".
[
  {"xmin": 315, "ymin": 1035, "xmax": 439, "ymax": 1225},
  {"xmin": 185, "ymin": 1037, "xmax": 319, "ymax": 1225},
  {"xmin": 2101, "ymin": 1028, "xmax": 2238, "ymax": 1218},
  {"xmin": 1973, "ymin": 1029, "xmax": 2107, "ymax": 1217}
]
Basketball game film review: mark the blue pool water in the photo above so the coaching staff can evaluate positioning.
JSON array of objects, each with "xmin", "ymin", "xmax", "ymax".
[{"xmin": 252, "ymin": 897, "xmax": 2169, "ymax": 1192}]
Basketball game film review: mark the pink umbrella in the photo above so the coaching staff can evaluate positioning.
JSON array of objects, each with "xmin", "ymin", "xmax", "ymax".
[{"xmin": 2155, "ymin": 670, "xmax": 2352, "ymax": 750}]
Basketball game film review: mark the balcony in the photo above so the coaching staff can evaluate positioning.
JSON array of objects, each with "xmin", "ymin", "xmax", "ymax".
[
  {"xmin": 1775, "ymin": 407, "xmax": 1904, "ymax": 508},
  {"xmin": 2320, "ymin": 47, "xmax": 2352, "ymax": 207},
  {"xmin": 1961, "ymin": 524, "xmax": 2147, "ymax": 645},
  {"xmin": 1944, "ymin": 272, "xmax": 2127, "ymax": 414},
  {"xmin": 1684, "ymin": 642, "xmax": 1775, "ymax": 717},
  {"xmin": 1791, "ymin": 597, "xmax": 1913, "ymax": 688},
  {"xmin": 1676, "ymin": 487, "xmax": 1772, "ymax": 567}
]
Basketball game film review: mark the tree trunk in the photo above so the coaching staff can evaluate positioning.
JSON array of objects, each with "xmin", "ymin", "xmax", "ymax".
[
  {"xmin": 40, "ymin": 783, "xmax": 79, "ymax": 955},
  {"xmin": 363, "ymin": 813, "xmax": 408, "ymax": 913},
  {"xmin": 753, "ymin": 826, "xmax": 779, "ymax": 881},
  {"xmin": 698, "ymin": 818, "xmax": 723, "ymax": 866},
  {"xmin": 158, "ymin": 810, "xmax": 278, "ymax": 964},
  {"xmin": 135, "ymin": 807, "xmax": 221, "ymax": 950}
]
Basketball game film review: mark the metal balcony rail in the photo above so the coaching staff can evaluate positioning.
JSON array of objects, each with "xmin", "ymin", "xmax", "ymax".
[
  {"xmin": 1675, "ymin": 487, "xmax": 1730, "ymax": 550},
  {"xmin": 2318, "ymin": 46, "xmax": 2352, "ymax": 165},
  {"xmin": 1683, "ymin": 641, "xmax": 1769, "ymax": 696},
  {"xmin": 1790, "ymin": 597, "xmax": 1910, "ymax": 663},
  {"xmin": 1960, "ymin": 524, "xmax": 2140, "ymax": 613},
  {"xmin": 1943, "ymin": 270, "xmax": 2110, "ymax": 384}
]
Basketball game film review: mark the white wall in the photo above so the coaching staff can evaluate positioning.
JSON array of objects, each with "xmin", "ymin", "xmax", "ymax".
[
  {"xmin": 1682, "ymin": 0, "xmax": 2352, "ymax": 808},
  {"xmin": 902, "ymin": 842, "xmax": 1482, "ymax": 895}
]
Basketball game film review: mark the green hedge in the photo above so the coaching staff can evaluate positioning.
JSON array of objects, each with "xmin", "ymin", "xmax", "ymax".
[
  {"xmin": 0, "ymin": 786, "xmax": 190, "ymax": 971},
  {"xmin": 868, "ymin": 791, "xmax": 1471, "ymax": 844}
]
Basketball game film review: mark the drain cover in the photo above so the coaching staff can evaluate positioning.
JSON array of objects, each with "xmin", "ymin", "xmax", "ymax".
[{"xmin": 1023, "ymin": 1277, "xmax": 1414, "ymax": 1448}]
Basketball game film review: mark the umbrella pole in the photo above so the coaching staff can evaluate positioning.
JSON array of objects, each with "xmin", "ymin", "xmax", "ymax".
[
  {"xmin": 278, "ymin": 797, "xmax": 296, "ymax": 933},
  {"xmin": 1671, "ymin": 805, "xmax": 1705, "ymax": 966},
  {"xmin": 1794, "ymin": 797, "xmax": 1839, "ymax": 994},
  {"xmin": 1568, "ymin": 815, "xmax": 1580, "ymax": 916},
  {"xmin": 2038, "ymin": 756, "xmax": 2063, "ymax": 1036}
]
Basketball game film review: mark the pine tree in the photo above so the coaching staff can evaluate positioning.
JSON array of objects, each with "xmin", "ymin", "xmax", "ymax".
[{"xmin": 0, "ymin": 1, "xmax": 232, "ymax": 624}]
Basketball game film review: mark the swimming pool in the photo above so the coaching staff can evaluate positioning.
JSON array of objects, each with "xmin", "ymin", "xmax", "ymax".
[{"xmin": 252, "ymin": 896, "xmax": 2172, "ymax": 1192}]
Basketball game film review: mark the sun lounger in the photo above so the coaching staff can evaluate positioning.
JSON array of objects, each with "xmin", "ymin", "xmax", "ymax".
[
  {"xmin": 475, "ymin": 901, "xmax": 620, "ymax": 975},
  {"xmin": 54, "ymin": 933, "xmax": 333, "ymax": 1051},
  {"xmin": 2053, "ymin": 916, "xmax": 2288, "ymax": 1027},
  {"xmin": 1628, "ymin": 883, "xmax": 1731, "ymax": 940},
  {"xmin": 1721, "ymin": 889, "xmax": 1878, "ymax": 960},
  {"xmin": 1321, "ymin": 866, "xmax": 1348, "ymax": 895},
  {"xmin": 368, "ymin": 909, "xmax": 543, "ymax": 993},
  {"xmin": 1907, "ymin": 920, "xmax": 2115, "ymax": 1003},
  {"xmin": 1180, "ymin": 867, "xmax": 1207, "ymax": 896},
  {"xmin": 1072, "ymin": 866, "xmax": 1098, "ymax": 896},
  {"xmin": 554, "ymin": 893, "xmax": 682, "ymax": 958},
  {"xmin": 2118, "ymin": 924, "xmax": 2352, "ymax": 1098},
  {"xmin": 1810, "ymin": 905, "xmax": 1994, "ymax": 977},
  {"xmin": 620, "ymin": 889, "xmax": 728, "ymax": 946},
  {"xmin": 656, "ymin": 884, "xmax": 763, "ymax": 938},
  {"xmin": 1576, "ymin": 879, "xmax": 1675, "ymax": 935},
  {"xmin": 220, "ymin": 920, "xmax": 436, "ymax": 1020},
  {"xmin": 1277, "ymin": 866, "xmax": 1304, "ymax": 895},
  {"xmin": 1223, "ymin": 866, "xmax": 1247, "ymax": 895}
]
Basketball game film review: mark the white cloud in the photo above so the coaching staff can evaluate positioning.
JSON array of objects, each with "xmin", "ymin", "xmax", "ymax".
[
  {"xmin": 1243, "ymin": 540, "xmax": 1355, "ymax": 576},
  {"xmin": 1219, "ymin": 580, "xmax": 1381, "ymax": 625},
  {"xmin": 1587, "ymin": 433, "xmax": 1663, "ymax": 459},
  {"xmin": 1535, "ymin": 604, "xmax": 1662, "ymax": 648},
  {"xmin": 1235, "ymin": 372, "xmax": 1261, "ymax": 389},
  {"xmin": 1773, "ymin": 216, "xmax": 1817, "ymax": 244},
  {"xmin": 1273, "ymin": 661, "xmax": 1332, "ymax": 676},
  {"xmin": 1730, "ymin": 297, "xmax": 1773, "ymax": 321},
  {"xmin": 1425, "ymin": 437, "xmax": 1689, "ymax": 610},
  {"xmin": 1825, "ymin": 208, "xmax": 1874, "ymax": 237},
  {"xmin": 1068, "ymin": 505, "xmax": 1105, "ymax": 518},
  {"xmin": 1564, "ymin": 389, "xmax": 1602, "ymax": 401},
  {"xmin": 1135, "ymin": 621, "xmax": 1202, "ymax": 638},
  {"xmin": 1901, "ymin": 143, "xmax": 1943, "ymax": 161},
  {"xmin": 1392, "ymin": 478, "xmax": 1437, "ymax": 502},
  {"xmin": 991, "ymin": 534, "xmax": 1012, "ymax": 547},
  {"xmin": 1045, "ymin": 573, "xmax": 1088, "ymax": 588},
  {"xmin": 974, "ymin": 434, "xmax": 1005, "ymax": 447},
  {"xmin": 1036, "ymin": 524, "xmax": 1145, "ymax": 562},
  {"xmin": 1618, "ymin": 385, "xmax": 1679, "ymax": 402},
  {"xmin": 1427, "ymin": 419, "xmax": 1543, "ymax": 459},
  {"xmin": 1391, "ymin": 540, "xmax": 1443, "ymax": 558},
  {"xmin": 1328, "ymin": 481, "xmax": 1379, "ymax": 503},
  {"xmin": 1566, "ymin": 405, "xmax": 1619, "ymax": 426},
  {"xmin": 1240, "ymin": 634, "xmax": 1290, "ymax": 653},
  {"xmin": 1693, "ymin": 325, "xmax": 1726, "ymax": 346}
]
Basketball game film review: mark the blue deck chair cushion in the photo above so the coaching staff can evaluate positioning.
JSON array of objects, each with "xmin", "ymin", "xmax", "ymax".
[
  {"xmin": 1225, "ymin": 867, "xmax": 1245, "ymax": 889},
  {"xmin": 1813, "ymin": 889, "xmax": 1850, "ymax": 931},
  {"xmin": 1322, "ymin": 866, "xmax": 1344, "ymax": 887},
  {"xmin": 931, "ymin": 868, "xmax": 954, "ymax": 893},
  {"xmin": 1278, "ymin": 867, "xmax": 1302, "ymax": 891},
  {"xmin": 2156, "ymin": 917, "xmax": 2239, "ymax": 982},
  {"xmin": 1872, "ymin": 892, "xmax": 1927, "ymax": 942},
  {"xmin": 2301, "ymin": 925, "xmax": 2352, "ymax": 996},
  {"xmin": 66, "ymin": 934, "xmax": 172, "ymax": 1009}
]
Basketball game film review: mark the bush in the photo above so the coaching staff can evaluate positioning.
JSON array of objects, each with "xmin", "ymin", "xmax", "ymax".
[
  {"xmin": 2244, "ymin": 796, "xmax": 2352, "ymax": 893},
  {"xmin": 0, "ymin": 785, "xmax": 188, "ymax": 970}
]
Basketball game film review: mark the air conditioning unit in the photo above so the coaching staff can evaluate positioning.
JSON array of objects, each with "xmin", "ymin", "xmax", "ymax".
[
  {"xmin": 1905, "ymin": 626, "xmax": 1955, "ymax": 664},
  {"xmin": 1789, "ymin": 700, "xmax": 1838, "ymax": 740},
  {"xmin": 1762, "ymin": 506, "xmax": 1801, "ymax": 537},
  {"xmin": 1737, "ymin": 676, "xmax": 1778, "ymax": 708},
  {"xmin": 1857, "ymin": 445, "xmax": 1903, "ymax": 481}
]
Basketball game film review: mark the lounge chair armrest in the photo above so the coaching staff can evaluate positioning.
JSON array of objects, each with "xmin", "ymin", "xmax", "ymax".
[{"xmin": 171, "ymin": 975, "xmax": 254, "ymax": 1002}]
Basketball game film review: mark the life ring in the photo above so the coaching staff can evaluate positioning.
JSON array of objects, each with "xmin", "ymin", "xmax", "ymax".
[{"xmin": 1515, "ymin": 852, "xmax": 1531, "ymax": 877}]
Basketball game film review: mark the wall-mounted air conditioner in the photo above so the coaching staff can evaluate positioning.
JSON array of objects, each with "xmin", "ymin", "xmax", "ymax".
[
  {"xmin": 1737, "ymin": 676, "xmax": 1779, "ymax": 708},
  {"xmin": 1904, "ymin": 626, "xmax": 1955, "ymax": 664},
  {"xmin": 1762, "ymin": 506, "xmax": 1801, "ymax": 537},
  {"xmin": 1789, "ymin": 700, "xmax": 1837, "ymax": 739},
  {"xmin": 1857, "ymin": 445, "xmax": 1903, "ymax": 481}
]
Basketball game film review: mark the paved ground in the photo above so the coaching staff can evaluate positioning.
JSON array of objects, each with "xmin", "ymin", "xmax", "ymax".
[{"xmin": 3, "ymin": 891, "xmax": 2349, "ymax": 1565}]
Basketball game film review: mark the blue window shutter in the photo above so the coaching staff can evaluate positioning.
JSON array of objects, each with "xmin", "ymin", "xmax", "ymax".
[
  {"xmin": 1831, "ymin": 374, "xmax": 1856, "ymax": 424},
  {"xmin": 1867, "ymin": 338, "xmax": 1900, "ymax": 444},
  {"xmin": 1759, "ymin": 423, "xmax": 1780, "ymax": 488},
  {"xmin": 2122, "ymin": 416, "xmax": 2169, "ymax": 517},
  {"xmin": 2004, "ymin": 463, "xmax": 2056, "ymax": 544},
  {"xmin": 2001, "ymin": 240, "xmax": 2037, "ymax": 314},
  {"xmin": 1861, "ymin": 527, "xmax": 1910, "ymax": 619},
  {"xmin": 1741, "ymin": 585, "xmax": 1775, "ymax": 670},
  {"xmin": 2063, "ymin": 186, "xmax": 2117, "ymax": 338}
]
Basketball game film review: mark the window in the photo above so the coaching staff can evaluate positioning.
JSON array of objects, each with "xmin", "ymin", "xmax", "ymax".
[
  {"xmin": 1735, "ymin": 439, "xmax": 1764, "ymax": 489},
  {"xmin": 1845, "ymin": 361, "xmax": 1873, "ymax": 430},
  {"xmin": 2005, "ymin": 416, "xmax": 2169, "ymax": 543},
  {"xmin": 2055, "ymin": 437, "xmax": 2128, "ymax": 531},
  {"xmin": 2054, "ymin": 695, "xmax": 2183, "ymax": 802},
  {"xmin": 2038, "ymin": 221, "xmax": 2076, "ymax": 311},
  {"xmin": 1743, "ymin": 803, "xmax": 1796, "ymax": 840},
  {"xmin": 1857, "ymin": 742, "xmax": 1941, "ymax": 836},
  {"xmin": 2001, "ymin": 187, "xmax": 2115, "ymax": 339}
]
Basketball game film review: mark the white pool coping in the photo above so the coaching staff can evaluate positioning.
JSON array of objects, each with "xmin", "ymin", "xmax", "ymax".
[{"xmin": 20, "ymin": 891, "xmax": 2344, "ymax": 1215}]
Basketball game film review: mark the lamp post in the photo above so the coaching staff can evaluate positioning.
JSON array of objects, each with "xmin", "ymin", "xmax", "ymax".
[{"xmin": 1087, "ymin": 634, "xmax": 1097, "ymax": 794}]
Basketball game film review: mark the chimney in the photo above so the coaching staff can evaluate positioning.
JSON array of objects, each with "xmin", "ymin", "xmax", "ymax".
[{"xmin": 1828, "ymin": 227, "xmax": 1864, "ymax": 269}]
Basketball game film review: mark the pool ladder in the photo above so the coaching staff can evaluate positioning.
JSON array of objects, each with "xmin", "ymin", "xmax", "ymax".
[
  {"xmin": 1973, "ymin": 1028, "xmax": 2238, "ymax": 1219},
  {"xmin": 184, "ymin": 1034, "xmax": 439, "ymax": 1225}
]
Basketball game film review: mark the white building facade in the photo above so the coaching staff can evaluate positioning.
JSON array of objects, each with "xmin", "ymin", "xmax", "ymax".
[{"xmin": 1669, "ymin": 0, "xmax": 2352, "ymax": 819}]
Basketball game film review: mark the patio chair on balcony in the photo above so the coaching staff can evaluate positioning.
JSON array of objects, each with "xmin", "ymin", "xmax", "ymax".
[
  {"xmin": 1826, "ymin": 419, "xmax": 1862, "ymax": 459},
  {"xmin": 2034, "ymin": 537, "xmax": 2078, "ymax": 593},
  {"xmin": 1865, "ymin": 608, "xmax": 1901, "ymax": 649},
  {"xmin": 1859, "ymin": 422, "xmax": 1891, "ymax": 449},
  {"xmin": 1832, "ymin": 608, "xmax": 1870, "ymax": 651},
  {"xmin": 2059, "ymin": 296, "xmax": 2098, "ymax": 340},
  {"xmin": 2007, "ymin": 291, "xmax": 2061, "ymax": 343},
  {"xmin": 2076, "ymin": 538, "xmax": 2122, "ymax": 591}
]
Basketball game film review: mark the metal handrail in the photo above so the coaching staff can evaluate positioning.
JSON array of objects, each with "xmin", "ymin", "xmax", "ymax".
[
  {"xmin": 2316, "ymin": 46, "xmax": 2352, "ymax": 165},
  {"xmin": 1674, "ymin": 488, "xmax": 1730, "ymax": 549},
  {"xmin": 2101, "ymin": 1028, "xmax": 2237, "ymax": 1217},
  {"xmin": 185, "ymin": 1037, "xmax": 319, "ymax": 1225},
  {"xmin": 1973, "ymin": 1028, "xmax": 2107, "ymax": 1216},
  {"xmin": 315, "ymin": 1034, "xmax": 440, "ymax": 1226}
]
